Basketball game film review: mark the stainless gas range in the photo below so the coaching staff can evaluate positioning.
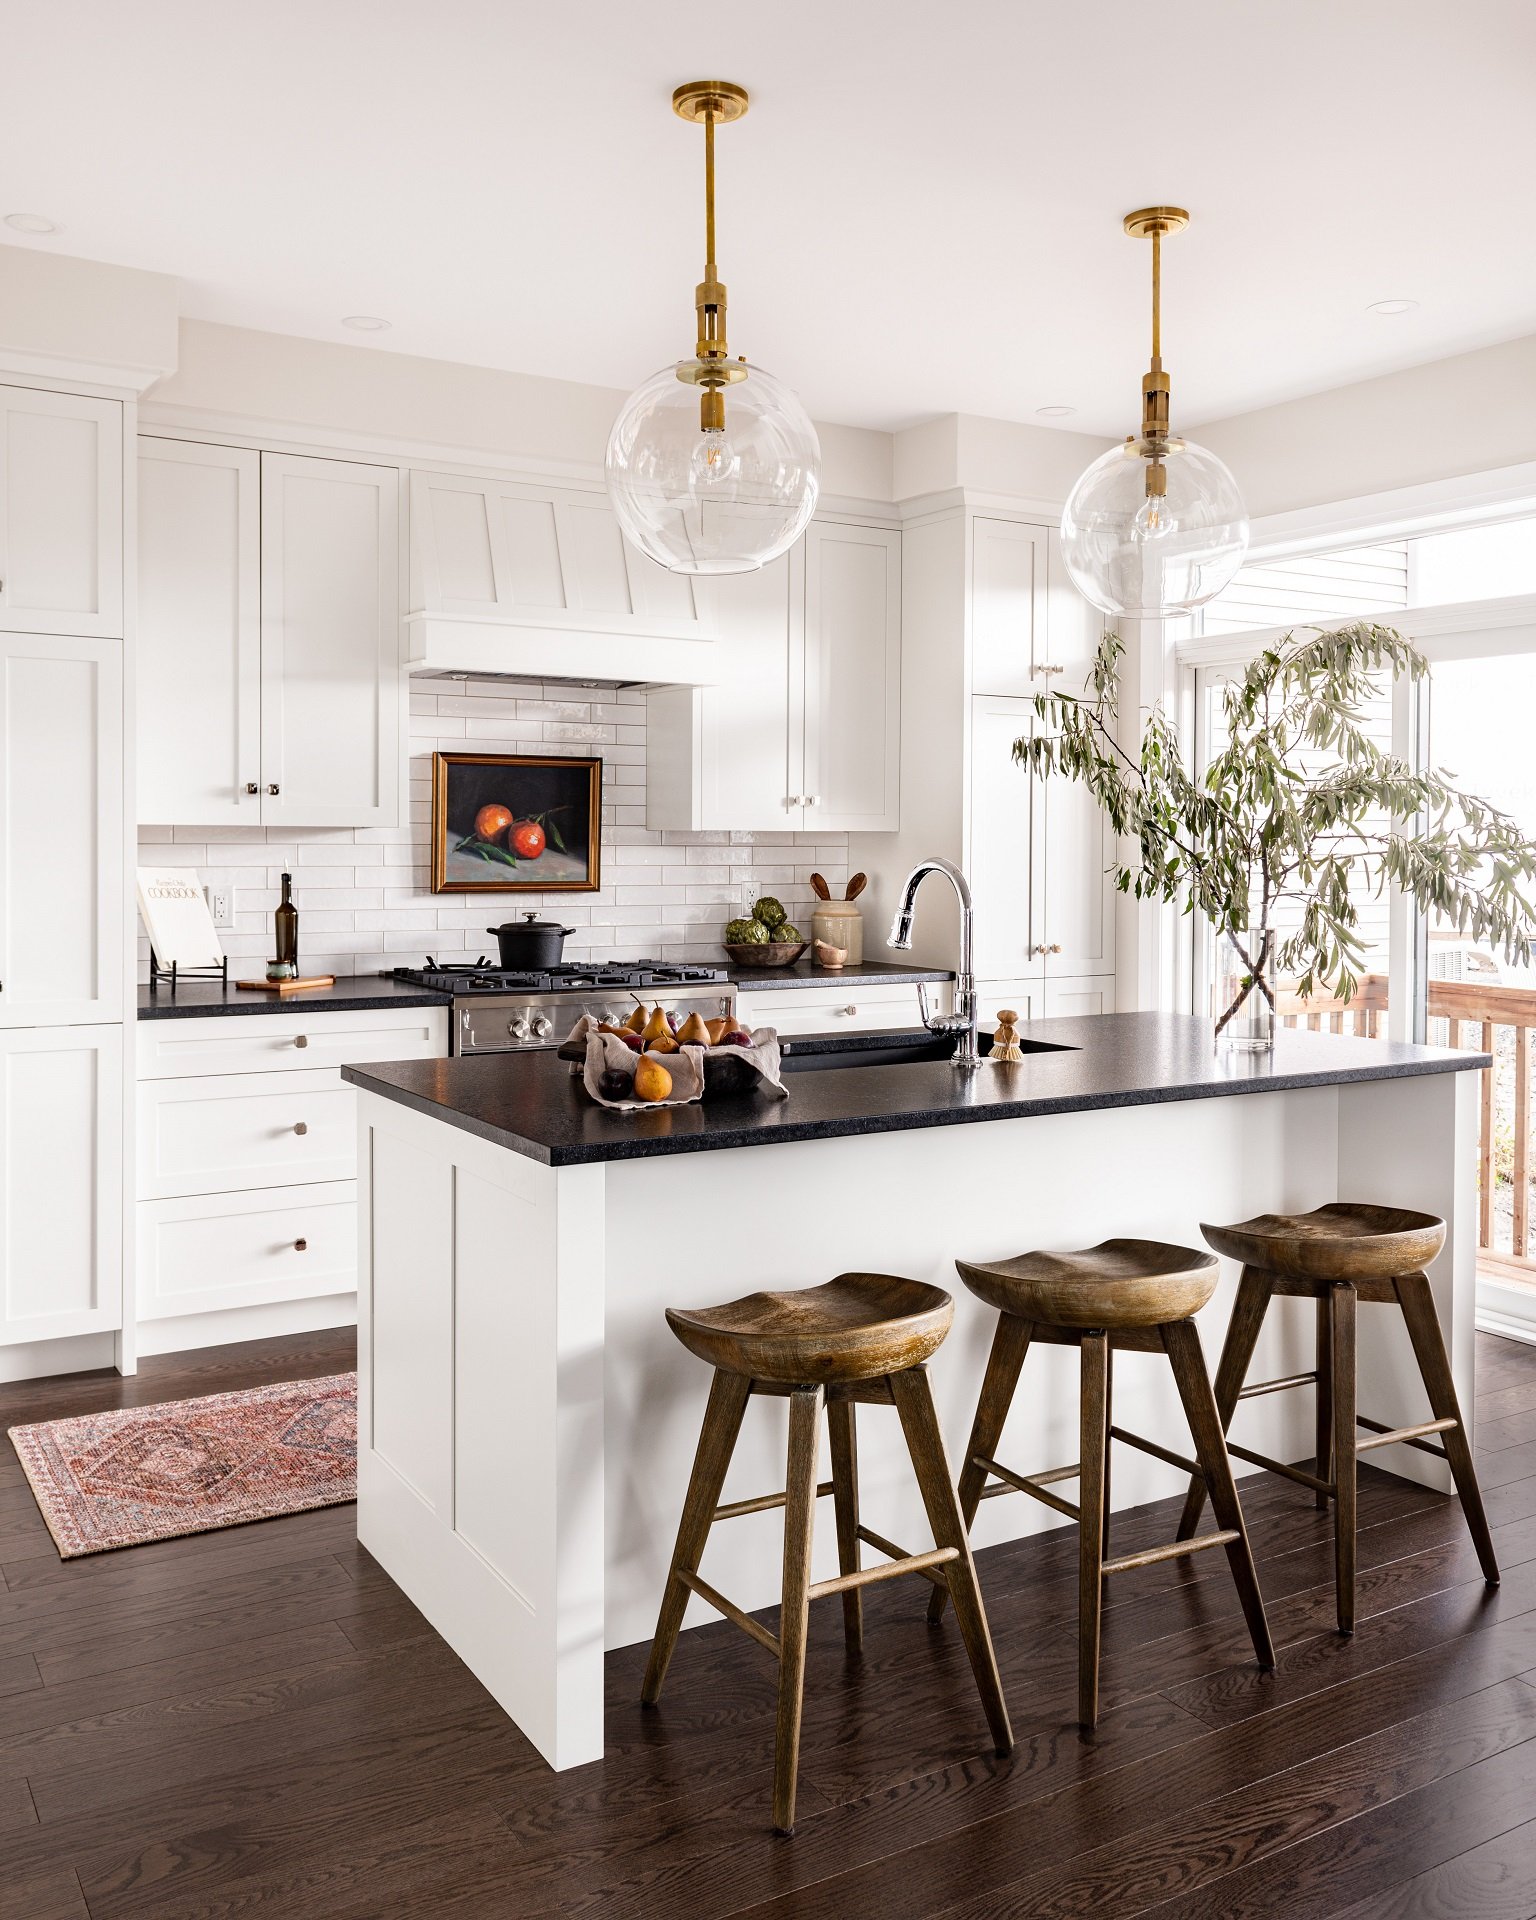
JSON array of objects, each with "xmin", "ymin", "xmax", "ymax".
[{"xmin": 390, "ymin": 959, "xmax": 736, "ymax": 1056}]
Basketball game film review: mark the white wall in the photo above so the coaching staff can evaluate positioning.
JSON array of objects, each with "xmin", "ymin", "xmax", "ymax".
[
  {"xmin": 139, "ymin": 680, "xmax": 851, "ymax": 981},
  {"xmin": 1197, "ymin": 334, "xmax": 1536, "ymax": 522}
]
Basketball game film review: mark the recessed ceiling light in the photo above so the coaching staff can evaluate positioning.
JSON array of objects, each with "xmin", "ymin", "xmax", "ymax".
[
  {"xmin": 1035, "ymin": 404, "xmax": 1078, "ymax": 418},
  {"xmin": 341, "ymin": 314, "xmax": 391, "ymax": 332},
  {"xmin": 4, "ymin": 213, "xmax": 59, "ymax": 235},
  {"xmin": 1367, "ymin": 298, "xmax": 1419, "ymax": 316}
]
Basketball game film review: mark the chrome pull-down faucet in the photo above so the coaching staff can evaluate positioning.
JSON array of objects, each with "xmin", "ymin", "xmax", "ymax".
[{"xmin": 888, "ymin": 856, "xmax": 981, "ymax": 1070}]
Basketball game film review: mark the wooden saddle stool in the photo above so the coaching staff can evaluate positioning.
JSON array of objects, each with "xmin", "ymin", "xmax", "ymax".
[
  {"xmin": 939, "ymin": 1238, "xmax": 1276, "ymax": 1727},
  {"xmin": 1177, "ymin": 1203, "xmax": 1500, "ymax": 1633},
  {"xmin": 642, "ymin": 1272, "xmax": 1014, "ymax": 1834}
]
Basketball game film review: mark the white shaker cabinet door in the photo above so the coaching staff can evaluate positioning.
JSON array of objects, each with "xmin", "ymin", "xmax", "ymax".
[
  {"xmin": 1038, "ymin": 765, "xmax": 1117, "ymax": 980},
  {"xmin": 971, "ymin": 517, "xmax": 1046, "ymax": 698},
  {"xmin": 138, "ymin": 439, "xmax": 262, "ymax": 827},
  {"xmin": 0, "ymin": 1024, "xmax": 123, "ymax": 1344},
  {"xmin": 968, "ymin": 696, "xmax": 1042, "ymax": 984},
  {"xmin": 799, "ymin": 522, "xmax": 900, "ymax": 832},
  {"xmin": 0, "ymin": 634, "xmax": 123, "ymax": 1027},
  {"xmin": 0, "ymin": 388, "xmax": 123, "ymax": 639},
  {"xmin": 260, "ymin": 453, "xmax": 402, "ymax": 829},
  {"xmin": 1042, "ymin": 525, "xmax": 1104, "ymax": 697}
]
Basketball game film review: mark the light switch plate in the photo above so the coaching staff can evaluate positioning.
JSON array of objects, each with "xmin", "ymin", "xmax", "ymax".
[{"xmin": 206, "ymin": 885, "xmax": 236, "ymax": 931}]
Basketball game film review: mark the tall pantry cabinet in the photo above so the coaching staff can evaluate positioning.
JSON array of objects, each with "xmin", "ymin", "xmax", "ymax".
[{"xmin": 0, "ymin": 383, "xmax": 132, "ymax": 1369}]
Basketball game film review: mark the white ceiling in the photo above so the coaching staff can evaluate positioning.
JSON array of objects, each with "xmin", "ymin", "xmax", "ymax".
[{"xmin": 6, "ymin": 0, "xmax": 1535, "ymax": 435}]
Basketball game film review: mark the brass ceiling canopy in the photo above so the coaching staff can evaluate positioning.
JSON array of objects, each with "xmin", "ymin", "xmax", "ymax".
[{"xmin": 671, "ymin": 81, "xmax": 750, "ymax": 124}]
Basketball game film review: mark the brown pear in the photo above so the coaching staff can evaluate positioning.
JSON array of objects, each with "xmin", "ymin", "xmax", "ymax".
[
  {"xmin": 705, "ymin": 1017, "xmax": 731, "ymax": 1045},
  {"xmin": 646, "ymin": 1031, "xmax": 679, "ymax": 1053},
  {"xmin": 675, "ymin": 1012, "xmax": 711, "ymax": 1047},
  {"xmin": 632, "ymin": 1056, "xmax": 673, "ymax": 1102},
  {"xmin": 640, "ymin": 1004, "xmax": 671, "ymax": 1046},
  {"xmin": 623, "ymin": 1007, "xmax": 647, "ymax": 1034}
]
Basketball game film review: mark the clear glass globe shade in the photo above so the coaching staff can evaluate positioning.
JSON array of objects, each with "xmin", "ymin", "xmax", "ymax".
[
  {"xmin": 606, "ymin": 360, "xmax": 821, "ymax": 575},
  {"xmin": 1060, "ymin": 437, "xmax": 1248, "ymax": 616}
]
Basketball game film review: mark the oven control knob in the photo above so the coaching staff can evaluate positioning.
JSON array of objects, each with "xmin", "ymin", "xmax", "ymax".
[
  {"xmin": 530, "ymin": 1013, "xmax": 554, "ymax": 1039},
  {"xmin": 508, "ymin": 1011, "xmax": 532, "ymax": 1041}
]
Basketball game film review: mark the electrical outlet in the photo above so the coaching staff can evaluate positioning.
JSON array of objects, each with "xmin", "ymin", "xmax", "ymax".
[
  {"xmin": 206, "ymin": 885, "xmax": 236, "ymax": 931},
  {"xmin": 739, "ymin": 876, "xmax": 761, "ymax": 918}
]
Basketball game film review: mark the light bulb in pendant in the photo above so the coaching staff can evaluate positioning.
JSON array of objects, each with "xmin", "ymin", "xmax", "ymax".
[
  {"xmin": 689, "ymin": 428, "xmax": 742, "ymax": 490},
  {"xmin": 1131, "ymin": 491, "xmax": 1171, "ymax": 542}
]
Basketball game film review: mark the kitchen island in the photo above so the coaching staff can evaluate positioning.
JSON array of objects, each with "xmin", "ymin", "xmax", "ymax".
[{"xmin": 344, "ymin": 1013, "xmax": 1486, "ymax": 1768}]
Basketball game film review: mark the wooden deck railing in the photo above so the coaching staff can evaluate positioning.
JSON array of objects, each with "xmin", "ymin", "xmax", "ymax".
[{"xmin": 1278, "ymin": 973, "xmax": 1536, "ymax": 1263}]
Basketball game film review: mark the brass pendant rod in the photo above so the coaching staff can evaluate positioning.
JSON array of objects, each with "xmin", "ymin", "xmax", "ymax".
[
  {"xmin": 1151, "ymin": 224, "xmax": 1162, "ymax": 366},
  {"xmin": 703, "ymin": 108, "xmax": 717, "ymax": 279}
]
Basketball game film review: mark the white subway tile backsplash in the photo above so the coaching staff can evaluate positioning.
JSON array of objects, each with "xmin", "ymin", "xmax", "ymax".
[{"xmin": 137, "ymin": 684, "xmax": 850, "ymax": 979}]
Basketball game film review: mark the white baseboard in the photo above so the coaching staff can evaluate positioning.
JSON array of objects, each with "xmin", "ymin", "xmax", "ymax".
[
  {"xmin": 1475, "ymin": 1274, "xmax": 1536, "ymax": 1348},
  {"xmin": 135, "ymin": 1294, "xmax": 357, "ymax": 1358},
  {"xmin": 0, "ymin": 1332, "xmax": 120, "ymax": 1383}
]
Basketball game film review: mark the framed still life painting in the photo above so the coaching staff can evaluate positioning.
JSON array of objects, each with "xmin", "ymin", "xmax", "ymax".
[{"xmin": 430, "ymin": 752, "xmax": 603, "ymax": 893}]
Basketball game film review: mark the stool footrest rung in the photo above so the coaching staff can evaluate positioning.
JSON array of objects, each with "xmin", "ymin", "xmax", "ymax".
[
  {"xmin": 1108, "ymin": 1425, "xmax": 1204, "ymax": 1480},
  {"xmin": 1224, "ymin": 1440, "xmax": 1333, "ymax": 1494},
  {"xmin": 677, "ymin": 1570, "xmax": 781, "ymax": 1658},
  {"xmin": 1356, "ymin": 1414, "xmax": 1456, "ymax": 1457},
  {"xmin": 810, "ymin": 1545, "xmax": 957, "ymax": 1600},
  {"xmin": 973, "ymin": 1453, "xmax": 1082, "ymax": 1523},
  {"xmin": 1236, "ymin": 1370, "xmax": 1319, "ymax": 1401},
  {"xmin": 855, "ymin": 1523, "xmax": 950, "ymax": 1589},
  {"xmin": 1102, "ymin": 1529, "xmax": 1242, "ymax": 1576},
  {"xmin": 714, "ymin": 1480, "xmax": 834, "ymax": 1522}
]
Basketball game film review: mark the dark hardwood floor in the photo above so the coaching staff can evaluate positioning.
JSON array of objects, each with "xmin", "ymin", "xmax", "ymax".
[{"xmin": 6, "ymin": 1328, "xmax": 1536, "ymax": 1917}]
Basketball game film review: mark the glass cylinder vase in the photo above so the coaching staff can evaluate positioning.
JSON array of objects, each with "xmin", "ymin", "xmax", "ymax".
[{"xmin": 1213, "ymin": 929, "xmax": 1276, "ymax": 1051}]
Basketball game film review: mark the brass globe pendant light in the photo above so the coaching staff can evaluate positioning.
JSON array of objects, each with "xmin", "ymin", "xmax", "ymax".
[
  {"xmin": 605, "ymin": 82, "xmax": 821, "ymax": 576},
  {"xmin": 1060, "ymin": 209, "xmax": 1248, "ymax": 617}
]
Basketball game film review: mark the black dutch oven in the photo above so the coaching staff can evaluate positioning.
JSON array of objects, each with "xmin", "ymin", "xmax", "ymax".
[{"xmin": 486, "ymin": 913, "xmax": 575, "ymax": 970}]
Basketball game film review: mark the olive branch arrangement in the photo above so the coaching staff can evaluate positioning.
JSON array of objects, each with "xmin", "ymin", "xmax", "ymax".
[{"xmin": 1014, "ymin": 621, "xmax": 1536, "ymax": 1035}]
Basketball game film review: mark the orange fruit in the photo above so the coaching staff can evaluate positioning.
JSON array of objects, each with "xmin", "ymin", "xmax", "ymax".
[{"xmin": 474, "ymin": 804, "xmax": 512, "ymax": 843}]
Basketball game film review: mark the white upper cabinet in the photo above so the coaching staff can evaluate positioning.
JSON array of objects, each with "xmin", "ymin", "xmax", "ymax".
[
  {"xmin": 971, "ymin": 518, "xmax": 1046, "ymax": 698},
  {"xmin": 0, "ymin": 1024, "xmax": 123, "ymax": 1345},
  {"xmin": 261, "ymin": 454, "xmax": 401, "ymax": 829},
  {"xmin": 138, "ymin": 443, "xmax": 402, "ymax": 828},
  {"xmin": 0, "ymin": 387, "xmax": 123, "ymax": 639},
  {"xmin": 0, "ymin": 633, "xmax": 123, "ymax": 1026},
  {"xmin": 799, "ymin": 523, "xmax": 901, "ymax": 832},
  {"xmin": 647, "ymin": 520, "xmax": 900, "ymax": 834},
  {"xmin": 138, "ymin": 439, "xmax": 261, "ymax": 826},
  {"xmin": 407, "ymin": 471, "xmax": 716, "ymax": 683},
  {"xmin": 1043, "ymin": 524, "xmax": 1103, "ymax": 696}
]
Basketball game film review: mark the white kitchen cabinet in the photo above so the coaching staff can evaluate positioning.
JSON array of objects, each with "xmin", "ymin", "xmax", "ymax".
[
  {"xmin": 0, "ymin": 1025, "xmax": 123, "ymax": 1344},
  {"xmin": 797, "ymin": 522, "xmax": 901, "ymax": 831},
  {"xmin": 134, "ymin": 1005, "xmax": 447, "ymax": 1334},
  {"xmin": 138, "ymin": 438, "xmax": 261, "ymax": 826},
  {"xmin": 970, "ymin": 517, "xmax": 1101, "ymax": 699},
  {"xmin": 0, "ymin": 387, "xmax": 123, "ymax": 639},
  {"xmin": 261, "ymin": 453, "xmax": 402, "ymax": 829},
  {"xmin": 0, "ymin": 633, "xmax": 123, "ymax": 1026},
  {"xmin": 734, "ymin": 979, "xmax": 932, "ymax": 1036},
  {"xmin": 647, "ymin": 520, "xmax": 900, "ymax": 833},
  {"xmin": 970, "ymin": 695, "xmax": 1115, "ymax": 987},
  {"xmin": 137, "ymin": 442, "xmax": 402, "ymax": 828}
]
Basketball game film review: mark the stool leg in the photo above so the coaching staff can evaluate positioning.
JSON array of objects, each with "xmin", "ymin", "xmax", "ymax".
[
  {"xmin": 1102, "ymin": 1343, "xmax": 1115, "ymax": 1556},
  {"xmin": 1077, "ymin": 1332, "xmax": 1110, "ymax": 1727},
  {"xmin": 1393, "ymin": 1271, "xmax": 1500, "ymax": 1588},
  {"xmin": 773, "ymin": 1384, "xmax": 824, "ymax": 1835},
  {"xmin": 642, "ymin": 1369, "xmax": 752, "ymax": 1706},
  {"xmin": 1315, "ymin": 1293, "xmax": 1334, "ymax": 1509},
  {"xmin": 1330, "ymin": 1282, "xmax": 1358, "ymax": 1635},
  {"xmin": 1161, "ymin": 1318, "xmax": 1276, "ymax": 1671},
  {"xmin": 1177, "ymin": 1266, "xmax": 1273, "ymax": 1540},
  {"xmin": 927, "ymin": 1311, "xmax": 1033, "ymax": 1625},
  {"xmin": 826, "ymin": 1398, "xmax": 863, "ymax": 1655},
  {"xmin": 890, "ymin": 1366, "xmax": 1013, "ymax": 1756}
]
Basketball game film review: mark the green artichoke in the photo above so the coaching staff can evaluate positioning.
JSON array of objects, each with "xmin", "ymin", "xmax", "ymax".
[
  {"xmin": 725, "ymin": 916, "xmax": 769, "ymax": 945},
  {"xmin": 752, "ymin": 895, "xmax": 787, "ymax": 930},
  {"xmin": 775, "ymin": 924, "xmax": 802, "ymax": 944}
]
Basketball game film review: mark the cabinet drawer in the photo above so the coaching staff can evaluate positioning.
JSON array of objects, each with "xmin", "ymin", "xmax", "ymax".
[
  {"xmin": 137, "ymin": 1006, "xmax": 447, "ymax": 1080},
  {"xmin": 138, "ymin": 1069, "xmax": 356, "ymax": 1199},
  {"xmin": 137, "ymin": 1180, "xmax": 357, "ymax": 1320},
  {"xmin": 739, "ymin": 981, "xmax": 939, "ymax": 1036}
]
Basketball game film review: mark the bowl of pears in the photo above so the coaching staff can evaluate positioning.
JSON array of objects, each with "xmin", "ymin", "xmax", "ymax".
[{"xmin": 561, "ymin": 1002, "xmax": 780, "ymax": 1104}]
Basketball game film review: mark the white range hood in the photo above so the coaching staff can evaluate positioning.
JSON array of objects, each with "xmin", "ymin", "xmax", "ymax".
[{"xmin": 406, "ymin": 469, "xmax": 719, "ymax": 685}]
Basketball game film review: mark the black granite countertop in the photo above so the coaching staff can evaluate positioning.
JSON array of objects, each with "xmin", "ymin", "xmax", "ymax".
[
  {"xmin": 342, "ymin": 1011, "xmax": 1490, "ymax": 1169},
  {"xmin": 724, "ymin": 959, "xmax": 952, "ymax": 991},
  {"xmin": 138, "ymin": 976, "xmax": 452, "ymax": 1020}
]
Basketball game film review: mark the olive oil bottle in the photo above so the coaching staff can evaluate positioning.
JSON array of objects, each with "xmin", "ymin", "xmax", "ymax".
[{"xmin": 275, "ymin": 871, "xmax": 299, "ymax": 972}]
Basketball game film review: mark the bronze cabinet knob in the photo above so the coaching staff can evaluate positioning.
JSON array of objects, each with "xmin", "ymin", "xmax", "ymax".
[
  {"xmin": 245, "ymin": 782, "xmax": 259, "ymax": 795},
  {"xmin": 293, "ymin": 1237, "xmax": 308, "ymax": 1252},
  {"xmin": 268, "ymin": 784, "xmax": 280, "ymax": 796},
  {"xmin": 293, "ymin": 1121, "xmax": 308, "ymax": 1136},
  {"xmin": 293, "ymin": 1034, "xmax": 308, "ymax": 1048}
]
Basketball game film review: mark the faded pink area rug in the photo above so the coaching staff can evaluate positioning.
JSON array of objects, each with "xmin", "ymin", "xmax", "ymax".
[{"xmin": 8, "ymin": 1372, "xmax": 357, "ymax": 1558}]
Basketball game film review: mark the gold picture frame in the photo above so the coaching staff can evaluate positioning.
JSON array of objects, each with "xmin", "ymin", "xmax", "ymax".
[{"xmin": 430, "ymin": 752, "xmax": 603, "ymax": 894}]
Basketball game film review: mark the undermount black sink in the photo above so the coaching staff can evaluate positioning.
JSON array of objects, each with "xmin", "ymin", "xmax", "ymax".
[{"xmin": 777, "ymin": 1027, "xmax": 1078, "ymax": 1072}]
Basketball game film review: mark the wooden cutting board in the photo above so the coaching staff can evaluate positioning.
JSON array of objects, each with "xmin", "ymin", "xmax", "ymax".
[{"xmin": 235, "ymin": 975, "xmax": 337, "ymax": 995}]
